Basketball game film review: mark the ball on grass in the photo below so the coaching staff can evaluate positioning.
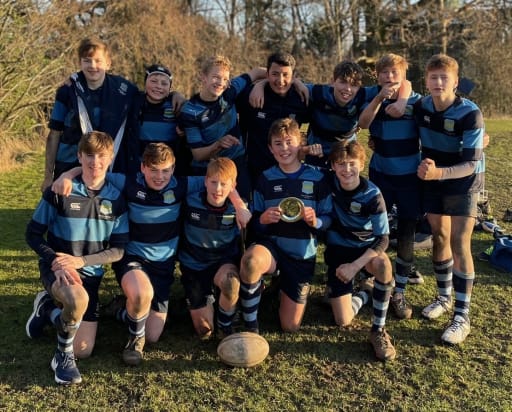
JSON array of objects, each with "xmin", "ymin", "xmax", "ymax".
[{"xmin": 217, "ymin": 332, "xmax": 269, "ymax": 367}]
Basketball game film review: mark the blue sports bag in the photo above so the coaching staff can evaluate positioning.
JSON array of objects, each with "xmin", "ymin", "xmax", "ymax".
[{"xmin": 489, "ymin": 235, "xmax": 512, "ymax": 273}]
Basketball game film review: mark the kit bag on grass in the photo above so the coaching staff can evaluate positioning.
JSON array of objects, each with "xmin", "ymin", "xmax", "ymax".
[{"xmin": 490, "ymin": 235, "xmax": 512, "ymax": 273}]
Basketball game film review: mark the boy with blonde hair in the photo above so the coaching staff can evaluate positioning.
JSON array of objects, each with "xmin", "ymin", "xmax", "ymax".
[
  {"xmin": 178, "ymin": 54, "xmax": 266, "ymax": 199},
  {"xmin": 179, "ymin": 157, "xmax": 248, "ymax": 339},
  {"xmin": 414, "ymin": 54, "xmax": 485, "ymax": 344},
  {"xmin": 358, "ymin": 53, "xmax": 423, "ymax": 320}
]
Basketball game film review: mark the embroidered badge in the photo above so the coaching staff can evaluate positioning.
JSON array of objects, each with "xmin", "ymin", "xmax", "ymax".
[
  {"xmin": 99, "ymin": 200, "xmax": 113, "ymax": 216},
  {"xmin": 444, "ymin": 118, "xmax": 455, "ymax": 132},
  {"xmin": 302, "ymin": 181, "xmax": 314, "ymax": 195},
  {"xmin": 163, "ymin": 190, "xmax": 175, "ymax": 204},
  {"xmin": 350, "ymin": 201, "xmax": 362, "ymax": 214}
]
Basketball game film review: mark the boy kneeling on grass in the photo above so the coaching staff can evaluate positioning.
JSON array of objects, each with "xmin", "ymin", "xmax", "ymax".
[
  {"xmin": 239, "ymin": 118, "xmax": 332, "ymax": 334},
  {"xmin": 325, "ymin": 140, "xmax": 396, "ymax": 362},
  {"xmin": 25, "ymin": 131, "xmax": 129, "ymax": 385},
  {"xmin": 179, "ymin": 157, "xmax": 250, "ymax": 340},
  {"xmin": 50, "ymin": 145, "xmax": 250, "ymax": 364}
]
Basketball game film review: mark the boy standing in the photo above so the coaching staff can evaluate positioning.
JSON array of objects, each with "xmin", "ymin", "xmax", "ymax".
[
  {"xmin": 358, "ymin": 54, "xmax": 423, "ymax": 320},
  {"xmin": 128, "ymin": 64, "xmax": 190, "ymax": 177},
  {"xmin": 178, "ymin": 55, "xmax": 266, "ymax": 199},
  {"xmin": 25, "ymin": 131, "xmax": 129, "ymax": 385},
  {"xmin": 325, "ymin": 140, "xmax": 396, "ymax": 361},
  {"xmin": 237, "ymin": 52, "xmax": 311, "ymax": 183},
  {"xmin": 414, "ymin": 54, "xmax": 485, "ymax": 345},
  {"xmin": 41, "ymin": 37, "xmax": 138, "ymax": 191},
  {"xmin": 179, "ymin": 158, "xmax": 249, "ymax": 340},
  {"xmin": 239, "ymin": 118, "xmax": 332, "ymax": 333},
  {"xmin": 304, "ymin": 61, "xmax": 366, "ymax": 167}
]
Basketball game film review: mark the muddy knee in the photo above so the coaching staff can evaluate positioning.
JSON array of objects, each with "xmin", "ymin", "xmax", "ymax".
[{"xmin": 221, "ymin": 272, "xmax": 240, "ymax": 302}]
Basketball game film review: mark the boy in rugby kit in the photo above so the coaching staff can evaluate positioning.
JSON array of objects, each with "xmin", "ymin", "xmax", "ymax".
[
  {"xmin": 239, "ymin": 118, "xmax": 332, "ymax": 333},
  {"xmin": 26, "ymin": 131, "xmax": 129, "ymax": 385},
  {"xmin": 128, "ymin": 64, "xmax": 190, "ymax": 177},
  {"xmin": 358, "ymin": 54, "xmax": 424, "ymax": 319},
  {"xmin": 178, "ymin": 55, "xmax": 266, "ymax": 199},
  {"xmin": 325, "ymin": 140, "xmax": 396, "ymax": 361},
  {"xmin": 41, "ymin": 37, "xmax": 138, "ymax": 191},
  {"xmin": 179, "ymin": 158, "xmax": 249, "ymax": 340},
  {"xmin": 414, "ymin": 54, "xmax": 485, "ymax": 344}
]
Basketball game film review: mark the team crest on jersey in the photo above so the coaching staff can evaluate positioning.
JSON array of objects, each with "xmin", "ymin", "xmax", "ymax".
[
  {"xmin": 273, "ymin": 184, "xmax": 283, "ymax": 193},
  {"xmin": 119, "ymin": 82, "xmax": 129, "ymax": 96},
  {"xmin": 444, "ymin": 119, "xmax": 455, "ymax": 132},
  {"xmin": 423, "ymin": 115, "xmax": 431, "ymax": 124},
  {"xmin": 163, "ymin": 107, "xmax": 174, "ymax": 120},
  {"xmin": 136, "ymin": 190, "xmax": 146, "ymax": 200},
  {"xmin": 191, "ymin": 212, "xmax": 201, "ymax": 221},
  {"xmin": 257, "ymin": 111, "xmax": 266, "ymax": 119},
  {"xmin": 163, "ymin": 190, "xmax": 175, "ymax": 204},
  {"xmin": 302, "ymin": 181, "xmax": 314, "ymax": 195},
  {"xmin": 100, "ymin": 200, "xmax": 113, "ymax": 216},
  {"xmin": 222, "ymin": 215, "xmax": 234, "ymax": 226},
  {"xmin": 350, "ymin": 201, "xmax": 362, "ymax": 214}
]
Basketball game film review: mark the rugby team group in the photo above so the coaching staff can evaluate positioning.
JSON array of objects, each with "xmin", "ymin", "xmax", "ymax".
[{"xmin": 24, "ymin": 37, "xmax": 485, "ymax": 385}]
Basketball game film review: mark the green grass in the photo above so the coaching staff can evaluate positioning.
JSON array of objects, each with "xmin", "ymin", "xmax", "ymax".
[{"xmin": 1, "ymin": 122, "xmax": 512, "ymax": 411}]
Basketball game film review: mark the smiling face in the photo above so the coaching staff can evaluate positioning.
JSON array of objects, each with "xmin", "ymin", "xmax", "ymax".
[
  {"xmin": 78, "ymin": 149, "xmax": 113, "ymax": 189},
  {"xmin": 145, "ymin": 73, "xmax": 171, "ymax": 104},
  {"xmin": 269, "ymin": 132, "xmax": 302, "ymax": 172},
  {"xmin": 141, "ymin": 160, "xmax": 175, "ymax": 191},
  {"xmin": 200, "ymin": 65, "xmax": 230, "ymax": 101},
  {"xmin": 332, "ymin": 78, "xmax": 361, "ymax": 106},
  {"xmin": 267, "ymin": 63, "xmax": 294, "ymax": 96},
  {"xmin": 204, "ymin": 173, "xmax": 235, "ymax": 207},
  {"xmin": 331, "ymin": 156, "xmax": 363, "ymax": 191},
  {"xmin": 80, "ymin": 49, "xmax": 111, "ymax": 89}
]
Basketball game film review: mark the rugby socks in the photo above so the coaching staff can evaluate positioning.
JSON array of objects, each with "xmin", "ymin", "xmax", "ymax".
[
  {"xmin": 371, "ymin": 279, "xmax": 393, "ymax": 332},
  {"xmin": 217, "ymin": 305, "xmax": 236, "ymax": 333},
  {"xmin": 452, "ymin": 269, "xmax": 475, "ymax": 319},
  {"xmin": 117, "ymin": 308, "xmax": 127, "ymax": 323},
  {"xmin": 126, "ymin": 312, "xmax": 148, "ymax": 338},
  {"xmin": 434, "ymin": 258, "xmax": 454, "ymax": 298},
  {"xmin": 351, "ymin": 291, "xmax": 369, "ymax": 316},
  {"xmin": 53, "ymin": 312, "xmax": 80, "ymax": 354},
  {"xmin": 239, "ymin": 279, "xmax": 262, "ymax": 332},
  {"xmin": 394, "ymin": 256, "xmax": 413, "ymax": 294}
]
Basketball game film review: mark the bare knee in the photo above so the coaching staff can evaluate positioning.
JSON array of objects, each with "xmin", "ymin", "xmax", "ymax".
[
  {"xmin": 371, "ymin": 255, "xmax": 392, "ymax": 284},
  {"xmin": 145, "ymin": 330, "xmax": 162, "ymax": 344},
  {"xmin": 241, "ymin": 252, "xmax": 267, "ymax": 282},
  {"xmin": 334, "ymin": 315, "xmax": 354, "ymax": 328},
  {"xmin": 221, "ymin": 272, "xmax": 240, "ymax": 303}
]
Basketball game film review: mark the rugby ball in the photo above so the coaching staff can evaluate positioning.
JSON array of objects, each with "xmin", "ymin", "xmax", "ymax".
[{"xmin": 217, "ymin": 332, "xmax": 269, "ymax": 367}]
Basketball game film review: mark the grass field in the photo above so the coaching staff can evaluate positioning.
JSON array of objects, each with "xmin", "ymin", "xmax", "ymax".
[{"xmin": 1, "ymin": 121, "xmax": 511, "ymax": 411}]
